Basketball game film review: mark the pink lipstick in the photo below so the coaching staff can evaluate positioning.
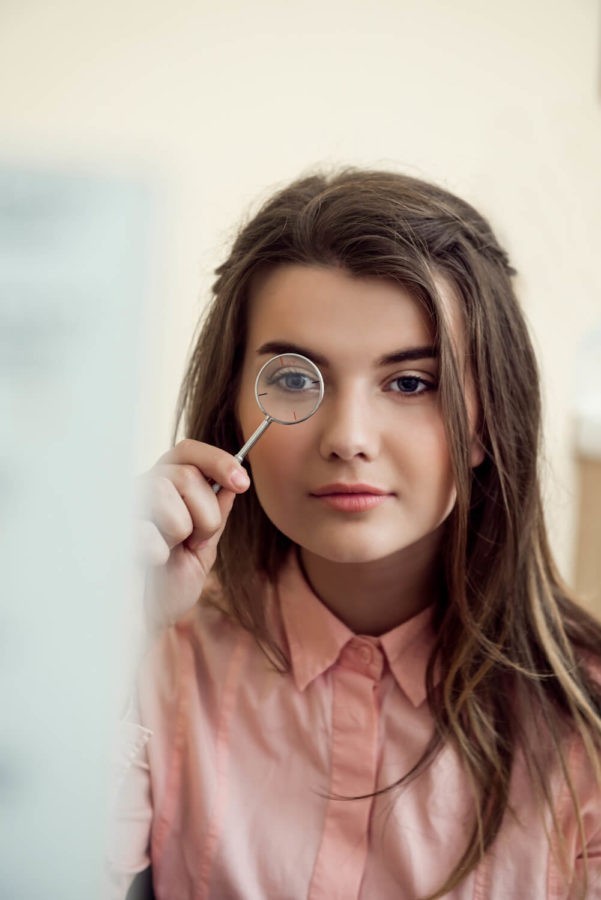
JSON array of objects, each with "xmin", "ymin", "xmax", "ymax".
[{"xmin": 310, "ymin": 483, "xmax": 392, "ymax": 513}]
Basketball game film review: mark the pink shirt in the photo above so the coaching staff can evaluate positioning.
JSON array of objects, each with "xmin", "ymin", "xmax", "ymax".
[{"xmin": 108, "ymin": 555, "xmax": 601, "ymax": 898}]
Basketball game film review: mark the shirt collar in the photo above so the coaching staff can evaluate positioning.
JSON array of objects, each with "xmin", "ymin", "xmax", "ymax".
[{"xmin": 277, "ymin": 553, "xmax": 438, "ymax": 708}]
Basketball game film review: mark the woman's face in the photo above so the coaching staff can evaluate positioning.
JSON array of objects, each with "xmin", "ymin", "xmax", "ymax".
[{"xmin": 237, "ymin": 264, "xmax": 482, "ymax": 565}]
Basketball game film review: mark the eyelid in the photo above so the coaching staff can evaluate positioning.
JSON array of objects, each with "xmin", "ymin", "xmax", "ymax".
[
  {"xmin": 384, "ymin": 371, "xmax": 438, "ymax": 395},
  {"xmin": 385, "ymin": 367, "xmax": 438, "ymax": 384}
]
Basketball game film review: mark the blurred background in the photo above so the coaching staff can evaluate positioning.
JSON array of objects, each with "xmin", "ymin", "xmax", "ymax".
[{"xmin": 1, "ymin": 1, "xmax": 600, "ymax": 896}]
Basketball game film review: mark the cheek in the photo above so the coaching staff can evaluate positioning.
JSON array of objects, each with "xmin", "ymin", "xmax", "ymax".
[
  {"xmin": 392, "ymin": 413, "xmax": 452, "ymax": 475},
  {"xmin": 237, "ymin": 398, "xmax": 298, "ymax": 533},
  {"xmin": 429, "ymin": 424, "xmax": 455, "ymax": 494},
  {"xmin": 395, "ymin": 417, "xmax": 456, "ymax": 516},
  {"xmin": 244, "ymin": 428, "xmax": 312, "ymax": 539},
  {"xmin": 429, "ymin": 424, "xmax": 454, "ymax": 477},
  {"xmin": 245, "ymin": 423, "xmax": 310, "ymax": 486},
  {"xmin": 237, "ymin": 387, "xmax": 262, "ymax": 438}
]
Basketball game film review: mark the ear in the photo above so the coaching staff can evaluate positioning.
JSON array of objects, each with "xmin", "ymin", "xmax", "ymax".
[{"xmin": 470, "ymin": 433, "xmax": 485, "ymax": 468}]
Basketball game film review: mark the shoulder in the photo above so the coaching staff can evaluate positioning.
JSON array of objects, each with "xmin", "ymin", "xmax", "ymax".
[
  {"xmin": 136, "ymin": 575, "xmax": 268, "ymax": 724},
  {"xmin": 140, "ymin": 588, "xmax": 242, "ymax": 687}
]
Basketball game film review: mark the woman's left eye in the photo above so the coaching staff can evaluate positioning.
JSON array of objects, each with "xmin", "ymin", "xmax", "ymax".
[{"xmin": 387, "ymin": 375, "xmax": 433, "ymax": 395}]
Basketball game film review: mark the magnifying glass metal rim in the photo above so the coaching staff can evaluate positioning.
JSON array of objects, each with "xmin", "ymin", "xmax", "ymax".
[{"xmin": 254, "ymin": 351, "xmax": 325, "ymax": 425}]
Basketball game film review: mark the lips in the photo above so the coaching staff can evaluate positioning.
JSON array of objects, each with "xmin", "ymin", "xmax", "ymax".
[
  {"xmin": 309, "ymin": 483, "xmax": 392, "ymax": 512},
  {"xmin": 311, "ymin": 483, "xmax": 389, "ymax": 496}
]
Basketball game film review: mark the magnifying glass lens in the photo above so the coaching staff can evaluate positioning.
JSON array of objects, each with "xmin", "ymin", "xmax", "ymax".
[{"xmin": 256, "ymin": 354, "xmax": 323, "ymax": 424}]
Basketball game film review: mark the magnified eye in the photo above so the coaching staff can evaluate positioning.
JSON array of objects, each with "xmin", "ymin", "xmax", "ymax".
[
  {"xmin": 269, "ymin": 368, "xmax": 319, "ymax": 393},
  {"xmin": 256, "ymin": 353, "xmax": 324, "ymax": 425}
]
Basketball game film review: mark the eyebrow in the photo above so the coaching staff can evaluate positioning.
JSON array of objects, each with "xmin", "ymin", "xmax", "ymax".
[{"xmin": 255, "ymin": 341, "xmax": 438, "ymax": 367}]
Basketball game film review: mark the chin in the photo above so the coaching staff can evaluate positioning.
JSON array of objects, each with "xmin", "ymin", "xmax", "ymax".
[
  {"xmin": 305, "ymin": 546, "xmax": 382, "ymax": 565},
  {"xmin": 261, "ymin": 500, "xmax": 450, "ymax": 566},
  {"xmin": 292, "ymin": 528, "xmax": 419, "ymax": 565}
]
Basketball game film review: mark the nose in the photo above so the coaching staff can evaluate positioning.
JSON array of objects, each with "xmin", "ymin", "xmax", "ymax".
[{"xmin": 317, "ymin": 384, "xmax": 379, "ymax": 462}]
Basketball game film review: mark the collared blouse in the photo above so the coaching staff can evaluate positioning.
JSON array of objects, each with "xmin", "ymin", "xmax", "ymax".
[{"xmin": 108, "ymin": 555, "xmax": 601, "ymax": 899}]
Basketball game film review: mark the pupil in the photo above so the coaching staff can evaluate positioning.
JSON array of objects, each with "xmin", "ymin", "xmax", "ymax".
[
  {"xmin": 285, "ymin": 372, "xmax": 305, "ymax": 389},
  {"xmin": 401, "ymin": 377, "xmax": 419, "ymax": 392}
]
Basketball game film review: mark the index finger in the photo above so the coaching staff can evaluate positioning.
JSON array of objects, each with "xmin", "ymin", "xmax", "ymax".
[{"xmin": 159, "ymin": 439, "xmax": 250, "ymax": 493}]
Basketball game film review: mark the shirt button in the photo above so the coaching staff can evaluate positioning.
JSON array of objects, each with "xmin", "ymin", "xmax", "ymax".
[{"xmin": 356, "ymin": 643, "xmax": 373, "ymax": 663}]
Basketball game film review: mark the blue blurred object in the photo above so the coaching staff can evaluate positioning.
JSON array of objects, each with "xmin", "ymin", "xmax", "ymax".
[{"xmin": 0, "ymin": 165, "xmax": 153, "ymax": 899}]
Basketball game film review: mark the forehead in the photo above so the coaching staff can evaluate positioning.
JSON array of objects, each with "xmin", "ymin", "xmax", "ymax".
[{"xmin": 245, "ymin": 264, "xmax": 463, "ymax": 360}]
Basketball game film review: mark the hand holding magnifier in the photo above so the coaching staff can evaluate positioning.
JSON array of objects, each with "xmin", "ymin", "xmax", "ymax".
[{"xmin": 213, "ymin": 353, "xmax": 324, "ymax": 493}]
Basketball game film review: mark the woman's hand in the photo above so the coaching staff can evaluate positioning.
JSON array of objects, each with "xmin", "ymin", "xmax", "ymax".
[{"xmin": 134, "ymin": 439, "xmax": 250, "ymax": 628}]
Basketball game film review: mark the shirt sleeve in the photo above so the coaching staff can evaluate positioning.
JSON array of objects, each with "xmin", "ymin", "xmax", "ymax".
[
  {"xmin": 103, "ymin": 613, "xmax": 186, "ymax": 900},
  {"xmin": 103, "ymin": 567, "xmax": 175, "ymax": 899},
  {"xmin": 104, "ymin": 718, "xmax": 154, "ymax": 900}
]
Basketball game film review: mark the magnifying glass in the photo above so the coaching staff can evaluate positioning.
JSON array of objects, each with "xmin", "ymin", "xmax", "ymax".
[{"xmin": 213, "ymin": 352, "xmax": 324, "ymax": 493}]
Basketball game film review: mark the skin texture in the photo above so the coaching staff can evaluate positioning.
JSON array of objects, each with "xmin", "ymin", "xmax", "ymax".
[{"xmin": 238, "ymin": 264, "xmax": 483, "ymax": 634}]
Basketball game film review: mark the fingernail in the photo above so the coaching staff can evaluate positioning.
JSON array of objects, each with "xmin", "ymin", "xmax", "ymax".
[{"xmin": 231, "ymin": 468, "xmax": 250, "ymax": 489}]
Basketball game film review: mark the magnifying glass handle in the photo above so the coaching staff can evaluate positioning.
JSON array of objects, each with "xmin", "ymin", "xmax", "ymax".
[{"xmin": 212, "ymin": 416, "xmax": 272, "ymax": 494}]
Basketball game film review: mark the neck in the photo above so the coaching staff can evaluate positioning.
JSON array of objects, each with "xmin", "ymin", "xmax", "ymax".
[{"xmin": 298, "ymin": 529, "xmax": 445, "ymax": 636}]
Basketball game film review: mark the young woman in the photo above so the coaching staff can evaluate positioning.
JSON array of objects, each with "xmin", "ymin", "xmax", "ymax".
[{"xmin": 110, "ymin": 170, "xmax": 601, "ymax": 899}]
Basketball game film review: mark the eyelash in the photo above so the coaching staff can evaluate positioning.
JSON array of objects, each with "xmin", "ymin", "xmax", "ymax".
[{"xmin": 385, "ymin": 374, "xmax": 436, "ymax": 396}]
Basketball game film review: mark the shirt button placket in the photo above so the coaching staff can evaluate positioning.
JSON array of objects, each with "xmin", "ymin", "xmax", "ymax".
[{"xmin": 308, "ymin": 639, "xmax": 384, "ymax": 900}]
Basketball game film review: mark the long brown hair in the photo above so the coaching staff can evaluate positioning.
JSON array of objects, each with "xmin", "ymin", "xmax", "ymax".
[{"xmin": 175, "ymin": 169, "xmax": 601, "ymax": 896}]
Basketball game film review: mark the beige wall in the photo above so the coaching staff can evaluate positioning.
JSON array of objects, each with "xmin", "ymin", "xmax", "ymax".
[{"xmin": 2, "ymin": 0, "xmax": 600, "ymax": 583}]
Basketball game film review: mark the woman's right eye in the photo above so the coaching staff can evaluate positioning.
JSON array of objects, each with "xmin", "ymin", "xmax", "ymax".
[{"xmin": 270, "ymin": 369, "xmax": 316, "ymax": 392}]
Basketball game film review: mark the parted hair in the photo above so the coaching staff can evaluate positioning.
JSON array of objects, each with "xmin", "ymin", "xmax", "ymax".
[{"xmin": 175, "ymin": 169, "xmax": 601, "ymax": 898}]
